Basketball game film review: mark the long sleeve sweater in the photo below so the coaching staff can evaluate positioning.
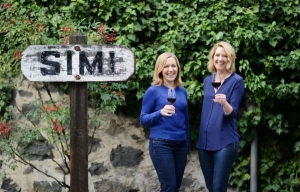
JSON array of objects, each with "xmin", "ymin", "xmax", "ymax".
[{"xmin": 140, "ymin": 85, "xmax": 189, "ymax": 142}]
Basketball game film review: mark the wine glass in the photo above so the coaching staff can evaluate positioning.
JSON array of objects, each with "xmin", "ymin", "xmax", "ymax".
[
  {"xmin": 167, "ymin": 88, "xmax": 177, "ymax": 115},
  {"xmin": 211, "ymin": 73, "xmax": 221, "ymax": 90}
]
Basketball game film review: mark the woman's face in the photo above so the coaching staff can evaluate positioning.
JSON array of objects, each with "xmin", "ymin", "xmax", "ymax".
[
  {"xmin": 162, "ymin": 57, "xmax": 178, "ymax": 84},
  {"xmin": 213, "ymin": 46, "xmax": 228, "ymax": 72}
]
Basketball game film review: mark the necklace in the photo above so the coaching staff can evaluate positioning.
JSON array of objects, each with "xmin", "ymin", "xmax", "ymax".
[
  {"xmin": 212, "ymin": 71, "xmax": 229, "ymax": 91},
  {"xmin": 217, "ymin": 71, "xmax": 229, "ymax": 83},
  {"xmin": 163, "ymin": 82, "xmax": 175, "ymax": 89}
]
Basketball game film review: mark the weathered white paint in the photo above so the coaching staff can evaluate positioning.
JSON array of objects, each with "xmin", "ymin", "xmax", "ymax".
[{"xmin": 21, "ymin": 45, "xmax": 135, "ymax": 82}]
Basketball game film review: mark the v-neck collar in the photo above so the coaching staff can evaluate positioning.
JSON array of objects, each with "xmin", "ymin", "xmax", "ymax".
[{"xmin": 212, "ymin": 72, "xmax": 234, "ymax": 93}]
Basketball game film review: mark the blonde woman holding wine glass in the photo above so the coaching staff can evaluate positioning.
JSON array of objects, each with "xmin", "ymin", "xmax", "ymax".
[
  {"xmin": 196, "ymin": 41, "xmax": 245, "ymax": 192},
  {"xmin": 140, "ymin": 52, "xmax": 190, "ymax": 192}
]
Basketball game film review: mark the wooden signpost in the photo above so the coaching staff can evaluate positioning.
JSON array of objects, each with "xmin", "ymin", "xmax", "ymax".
[{"xmin": 21, "ymin": 33, "xmax": 135, "ymax": 192}]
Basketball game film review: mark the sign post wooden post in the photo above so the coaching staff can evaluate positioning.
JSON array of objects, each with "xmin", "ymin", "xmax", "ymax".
[
  {"xmin": 69, "ymin": 33, "xmax": 88, "ymax": 192},
  {"xmin": 21, "ymin": 33, "xmax": 135, "ymax": 191}
]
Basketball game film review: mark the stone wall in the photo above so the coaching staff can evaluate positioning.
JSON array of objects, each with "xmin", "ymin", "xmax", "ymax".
[{"xmin": 0, "ymin": 78, "xmax": 239, "ymax": 192}]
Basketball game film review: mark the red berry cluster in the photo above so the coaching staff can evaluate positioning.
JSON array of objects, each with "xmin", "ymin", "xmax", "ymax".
[
  {"xmin": 61, "ymin": 26, "xmax": 75, "ymax": 45},
  {"xmin": 15, "ymin": 50, "xmax": 21, "ymax": 61},
  {"xmin": 106, "ymin": 32, "xmax": 116, "ymax": 43},
  {"xmin": 36, "ymin": 23, "xmax": 44, "ymax": 32},
  {"xmin": 3, "ymin": 3, "xmax": 11, "ymax": 9},
  {"xmin": 52, "ymin": 119, "xmax": 63, "ymax": 134},
  {"xmin": 0, "ymin": 121, "xmax": 12, "ymax": 136},
  {"xmin": 96, "ymin": 23, "xmax": 117, "ymax": 44},
  {"xmin": 44, "ymin": 103, "xmax": 64, "ymax": 134}
]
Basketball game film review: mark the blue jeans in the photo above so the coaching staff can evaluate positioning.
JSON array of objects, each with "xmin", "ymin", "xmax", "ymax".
[
  {"xmin": 149, "ymin": 138, "xmax": 189, "ymax": 192},
  {"xmin": 198, "ymin": 142, "xmax": 239, "ymax": 192}
]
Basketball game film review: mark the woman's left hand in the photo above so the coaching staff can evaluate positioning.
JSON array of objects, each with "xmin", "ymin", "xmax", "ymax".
[{"xmin": 213, "ymin": 94, "xmax": 227, "ymax": 106}]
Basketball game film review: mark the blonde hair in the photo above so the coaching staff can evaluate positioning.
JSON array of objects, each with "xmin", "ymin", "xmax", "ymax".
[
  {"xmin": 151, "ymin": 52, "xmax": 182, "ymax": 86},
  {"xmin": 207, "ymin": 41, "xmax": 236, "ymax": 73}
]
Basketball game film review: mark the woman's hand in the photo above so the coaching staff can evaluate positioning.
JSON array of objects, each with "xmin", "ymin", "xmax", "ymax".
[
  {"xmin": 214, "ymin": 93, "xmax": 233, "ymax": 115},
  {"xmin": 160, "ymin": 105, "xmax": 175, "ymax": 116},
  {"xmin": 213, "ymin": 94, "xmax": 227, "ymax": 106}
]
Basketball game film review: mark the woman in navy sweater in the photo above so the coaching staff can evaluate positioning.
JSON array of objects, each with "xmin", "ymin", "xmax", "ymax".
[
  {"xmin": 140, "ymin": 52, "xmax": 190, "ymax": 192},
  {"xmin": 196, "ymin": 41, "xmax": 245, "ymax": 192}
]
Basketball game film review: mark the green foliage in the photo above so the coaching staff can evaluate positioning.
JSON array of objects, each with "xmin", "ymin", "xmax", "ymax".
[
  {"xmin": 1, "ymin": 0, "xmax": 300, "ymax": 190},
  {"xmin": 0, "ymin": 83, "xmax": 13, "ymax": 122},
  {"xmin": 88, "ymin": 82, "xmax": 127, "ymax": 113}
]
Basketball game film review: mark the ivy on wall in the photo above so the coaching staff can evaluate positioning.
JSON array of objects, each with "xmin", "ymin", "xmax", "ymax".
[{"xmin": 1, "ymin": 0, "xmax": 300, "ymax": 191}]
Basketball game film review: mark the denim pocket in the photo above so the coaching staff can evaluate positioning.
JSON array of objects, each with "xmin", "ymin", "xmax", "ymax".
[{"xmin": 152, "ymin": 138, "xmax": 168, "ymax": 143}]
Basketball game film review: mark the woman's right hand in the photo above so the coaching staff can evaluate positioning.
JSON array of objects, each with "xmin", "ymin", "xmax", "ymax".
[{"xmin": 161, "ymin": 105, "xmax": 175, "ymax": 116}]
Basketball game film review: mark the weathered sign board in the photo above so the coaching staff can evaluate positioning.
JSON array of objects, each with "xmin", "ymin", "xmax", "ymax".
[{"xmin": 21, "ymin": 45, "xmax": 135, "ymax": 82}]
